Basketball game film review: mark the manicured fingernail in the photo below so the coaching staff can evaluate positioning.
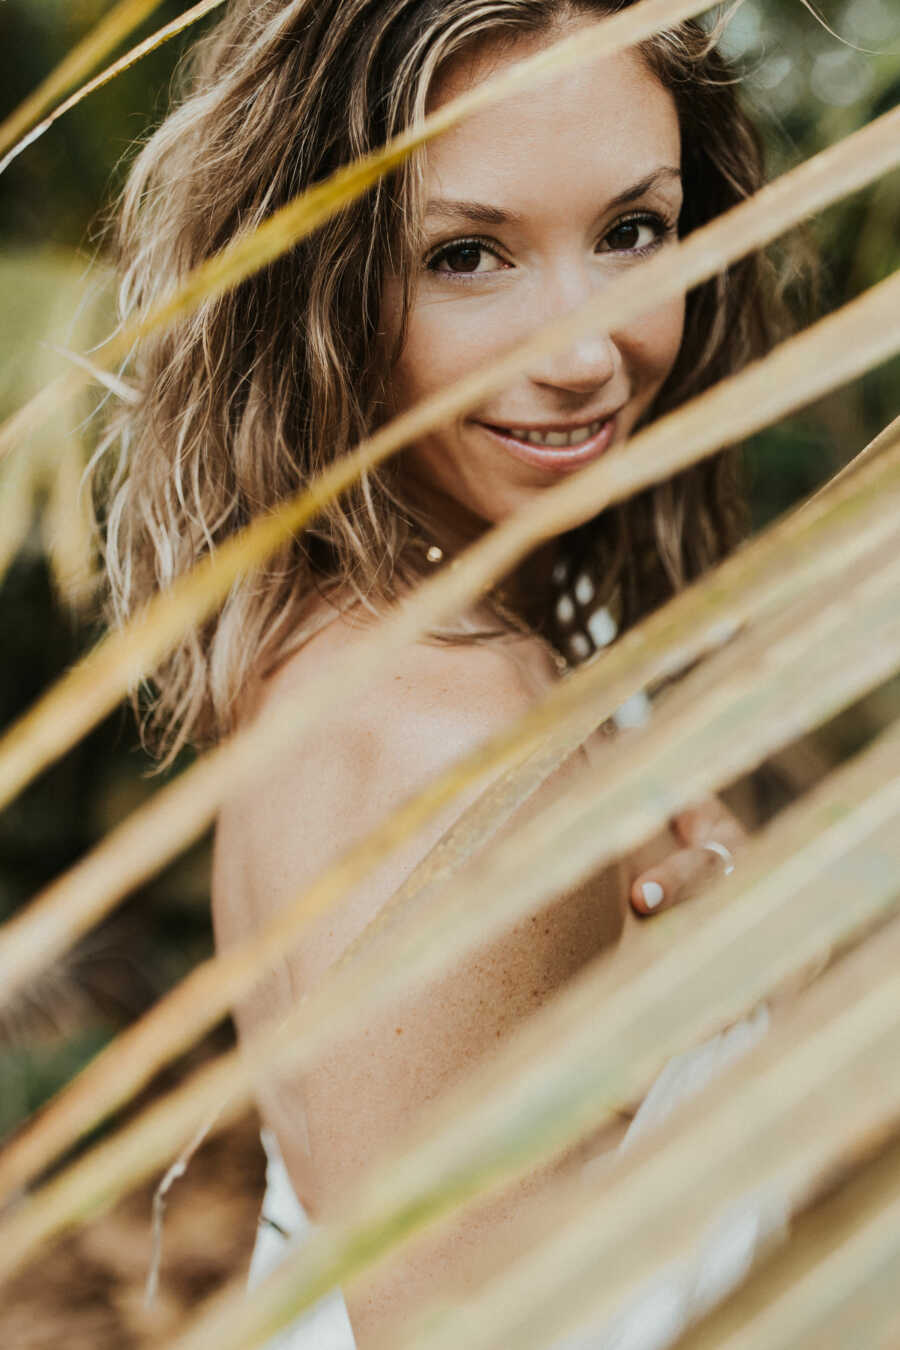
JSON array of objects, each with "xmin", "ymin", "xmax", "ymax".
[{"xmin": 641, "ymin": 881, "xmax": 665, "ymax": 910}]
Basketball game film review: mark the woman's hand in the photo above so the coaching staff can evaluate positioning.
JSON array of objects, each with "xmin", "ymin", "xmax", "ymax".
[{"xmin": 630, "ymin": 797, "xmax": 746, "ymax": 916}]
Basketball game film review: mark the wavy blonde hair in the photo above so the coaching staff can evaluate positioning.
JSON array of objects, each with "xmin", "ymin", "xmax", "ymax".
[{"xmin": 100, "ymin": 0, "xmax": 790, "ymax": 760}]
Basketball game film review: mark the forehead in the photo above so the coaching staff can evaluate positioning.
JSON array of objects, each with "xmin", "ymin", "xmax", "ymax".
[{"xmin": 423, "ymin": 28, "xmax": 681, "ymax": 216}]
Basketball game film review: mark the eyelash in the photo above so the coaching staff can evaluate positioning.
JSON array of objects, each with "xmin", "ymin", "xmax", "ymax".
[{"xmin": 424, "ymin": 210, "xmax": 677, "ymax": 277}]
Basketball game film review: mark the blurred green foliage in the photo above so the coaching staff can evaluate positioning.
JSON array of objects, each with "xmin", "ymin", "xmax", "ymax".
[
  {"xmin": 723, "ymin": 0, "xmax": 900, "ymax": 526},
  {"xmin": 0, "ymin": 0, "xmax": 897, "ymax": 1133},
  {"xmin": 0, "ymin": 0, "xmax": 197, "ymax": 248},
  {"xmin": 0, "ymin": 1, "xmax": 229, "ymax": 1133}
]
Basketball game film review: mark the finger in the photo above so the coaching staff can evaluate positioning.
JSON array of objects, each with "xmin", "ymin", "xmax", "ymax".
[
  {"xmin": 630, "ymin": 842, "xmax": 734, "ymax": 915},
  {"xmin": 671, "ymin": 796, "xmax": 745, "ymax": 851}
]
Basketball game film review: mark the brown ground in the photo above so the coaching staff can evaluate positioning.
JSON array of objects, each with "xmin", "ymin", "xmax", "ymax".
[{"xmin": 2, "ymin": 1113, "xmax": 266, "ymax": 1350}]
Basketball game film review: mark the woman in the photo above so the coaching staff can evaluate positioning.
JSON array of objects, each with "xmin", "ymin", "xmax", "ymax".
[{"xmin": 102, "ymin": 0, "xmax": 787, "ymax": 1341}]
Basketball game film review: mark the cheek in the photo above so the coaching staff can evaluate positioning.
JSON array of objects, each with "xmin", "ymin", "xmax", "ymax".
[
  {"xmin": 627, "ymin": 296, "xmax": 686, "ymax": 390},
  {"xmin": 387, "ymin": 291, "xmax": 511, "ymax": 413}
]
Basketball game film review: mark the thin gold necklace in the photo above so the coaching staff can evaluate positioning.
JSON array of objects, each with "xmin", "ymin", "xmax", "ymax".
[
  {"xmin": 420, "ymin": 540, "xmax": 622, "ymax": 677},
  {"xmin": 419, "ymin": 537, "xmax": 644, "ymax": 741}
]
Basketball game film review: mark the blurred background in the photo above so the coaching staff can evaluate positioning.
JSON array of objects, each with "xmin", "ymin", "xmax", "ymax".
[{"xmin": 0, "ymin": 1, "xmax": 898, "ymax": 1344}]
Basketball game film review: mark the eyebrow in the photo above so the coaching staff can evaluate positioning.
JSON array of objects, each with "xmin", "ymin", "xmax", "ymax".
[{"xmin": 424, "ymin": 167, "xmax": 682, "ymax": 226}]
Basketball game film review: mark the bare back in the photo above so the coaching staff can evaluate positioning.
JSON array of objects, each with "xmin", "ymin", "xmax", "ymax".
[{"xmin": 212, "ymin": 601, "xmax": 633, "ymax": 1335}]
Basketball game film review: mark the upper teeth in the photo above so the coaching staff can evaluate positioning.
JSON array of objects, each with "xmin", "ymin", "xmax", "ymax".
[{"xmin": 503, "ymin": 418, "xmax": 607, "ymax": 447}]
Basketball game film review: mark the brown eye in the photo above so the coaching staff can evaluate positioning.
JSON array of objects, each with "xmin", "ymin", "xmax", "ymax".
[
  {"xmin": 600, "ymin": 215, "xmax": 667, "ymax": 255},
  {"xmin": 607, "ymin": 221, "xmax": 643, "ymax": 250},
  {"xmin": 427, "ymin": 239, "xmax": 507, "ymax": 275},
  {"xmin": 443, "ymin": 243, "xmax": 484, "ymax": 272}
]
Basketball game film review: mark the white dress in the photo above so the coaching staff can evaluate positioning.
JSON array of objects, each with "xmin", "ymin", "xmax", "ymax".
[
  {"xmin": 248, "ymin": 1006, "xmax": 783, "ymax": 1350},
  {"xmin": 248, "ymin": 1127, "xmax": 357, "ymax": 1349}
]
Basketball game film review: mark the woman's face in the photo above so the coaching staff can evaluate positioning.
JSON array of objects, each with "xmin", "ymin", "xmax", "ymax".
[{"xmin": 382, "ymin": 20, "xmax": 686, "ymax": 528}]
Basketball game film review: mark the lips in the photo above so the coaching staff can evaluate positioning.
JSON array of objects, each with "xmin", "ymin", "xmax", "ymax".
[{"xmin": 476, "ymin": 414, "xmax": 619, "ymax": 471}]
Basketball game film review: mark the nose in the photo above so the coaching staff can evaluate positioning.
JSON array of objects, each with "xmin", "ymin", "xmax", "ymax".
[
  {"xmin": 528, "ymin": 328, "xmax": 621, "ymax": 397},
  {"xmin": 525, "ymin": 270, "xmax": 622, "ymax": 398}
]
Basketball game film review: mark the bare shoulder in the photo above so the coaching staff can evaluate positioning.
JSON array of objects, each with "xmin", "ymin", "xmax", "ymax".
[
  {"xmin": 267, "ymin": 603, "xmax": 557, "ymax": 737},
  {"xmin": 212, "ymin": 607, "xmax": 562, "ymax": 983}
]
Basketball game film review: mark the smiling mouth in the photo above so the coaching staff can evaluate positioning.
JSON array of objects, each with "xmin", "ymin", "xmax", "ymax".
[{"xmin": 486, "ymin": 416, "xmax": 610, "ymax": 448}]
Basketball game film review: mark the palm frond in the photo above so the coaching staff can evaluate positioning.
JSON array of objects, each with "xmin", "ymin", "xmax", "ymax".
[
  {"xmin": 1, "ymin": 412, "xmax": 899, "ymax": 1208},
  {"xmin": 0, "ymin": 0, "xmax": 168, "ymax": 160},
  {"xmin": 382, "ymin": 920, "xmax": 900, "ymax": 1350},
  {"xmin": 4, "ymin": 526, "xmax": 900, "ymax": 1286},
  {"xmin": 0, "ymin": 149, "xmax": 897, "ymax": 803},
  {"xmin": 678, "ymin": 1136, "xmax": 900, "ymax": 1350},
  {"xmin": 0, "ymin": 0, "xmax": 227, "ymax": 176},
  {"xmin": 2, "ymin": 7, "xmax": 899, "ymax": 1348},
  {"xmin": 1, "ymin": 275, "xmax": 897, "ymax": 1016}
]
